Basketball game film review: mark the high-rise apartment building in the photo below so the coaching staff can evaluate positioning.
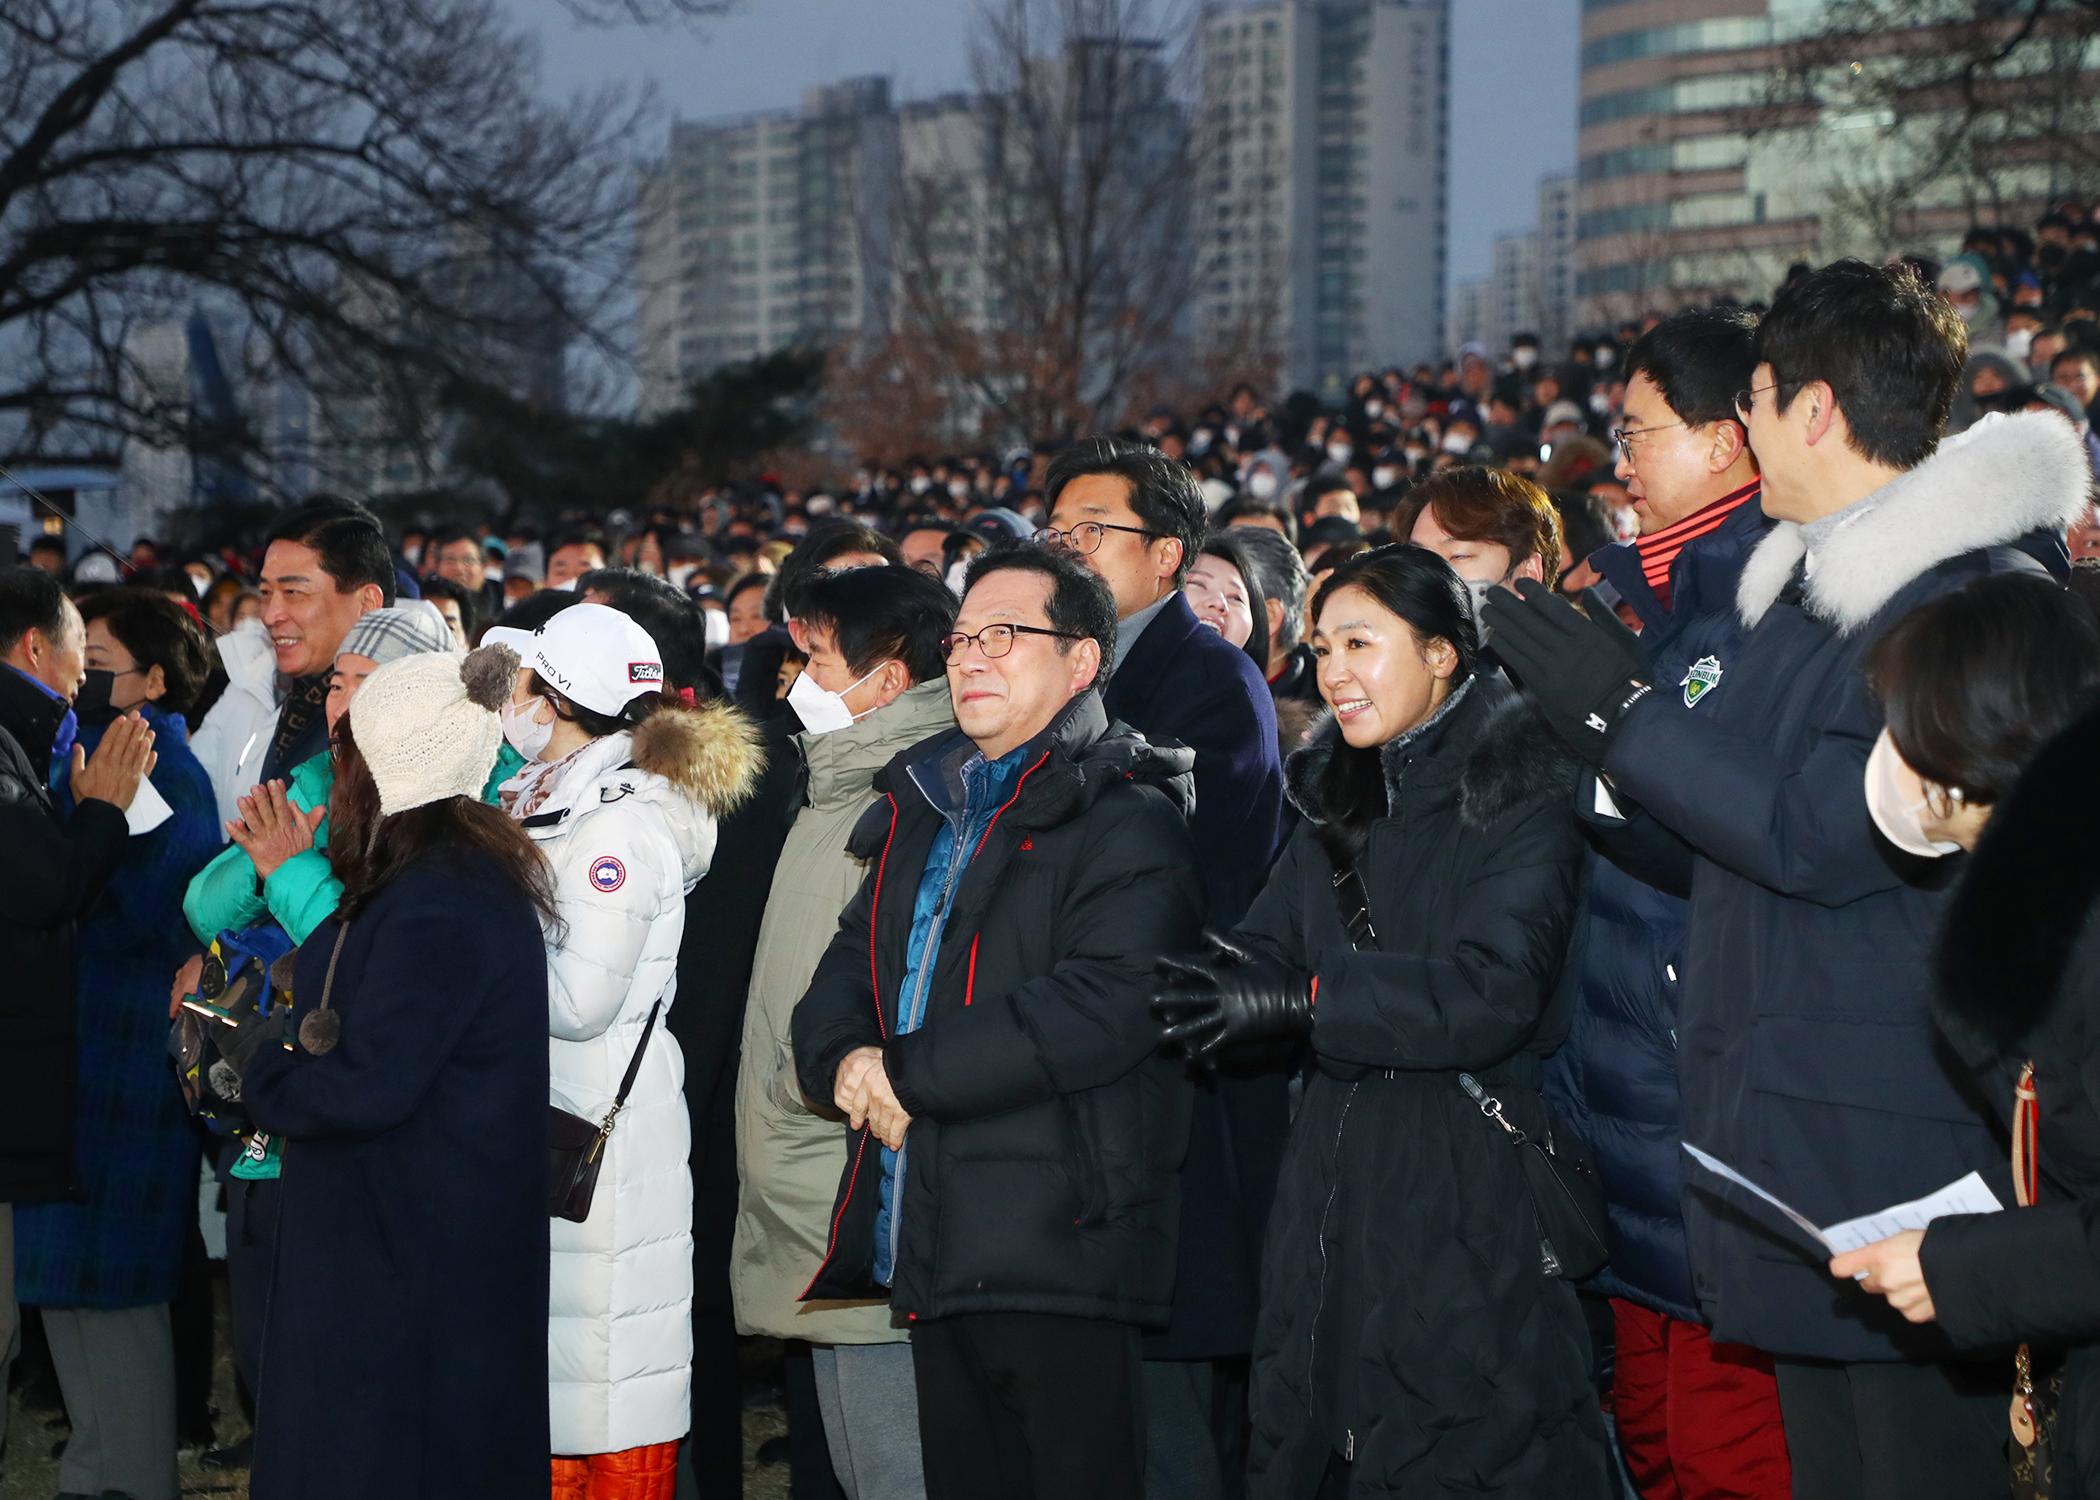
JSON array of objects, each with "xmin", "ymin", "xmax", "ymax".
[
  {"xmin": 636, "ymin": 78, "xmax": 897, "ymax": 414},
  {"xmin": 1570, "ymin": 0, "xmax": 2064, "ymax": 329},
  {"xmin": 1196, "ymin": 0, "xmax": 1449, "ymax": 398}
]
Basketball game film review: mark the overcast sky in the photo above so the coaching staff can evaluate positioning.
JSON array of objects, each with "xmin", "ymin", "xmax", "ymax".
[{"xmin": 509, "ymin": 0, "xmax": 1578, "ymax": 287}]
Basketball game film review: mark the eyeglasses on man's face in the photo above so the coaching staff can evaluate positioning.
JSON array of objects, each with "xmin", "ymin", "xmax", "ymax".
[
  {"xmin": 1733, "ymin": 384, "xmax": 1779, "ymax": 422},
  {"xmin": 1034, "ymin": 521, "xmax": 1158, "ymax": 556},
  {"xmin": 940, "ymin": 623, "xmax": 1082, "ymax": 664},
  {"xmin": 1609, "ymin": 417, "xmax": 1689, "ymax": 450}
]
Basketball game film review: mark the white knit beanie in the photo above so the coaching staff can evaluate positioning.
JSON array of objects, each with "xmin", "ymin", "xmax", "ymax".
[{"xmin": 348, "ymin": 644, "xmax": 518, "ymax": 817}]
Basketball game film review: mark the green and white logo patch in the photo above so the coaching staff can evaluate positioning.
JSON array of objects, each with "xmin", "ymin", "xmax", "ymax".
[{"xmin": 1682, "ymin": 655, "xmax": 1723, "ymax": 708}]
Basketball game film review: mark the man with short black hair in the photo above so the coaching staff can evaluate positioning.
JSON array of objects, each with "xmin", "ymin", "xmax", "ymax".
[
  {"xmin": 544, "ymin": 526, "xmax": 608, "ymax": 590},
  {"xmin": 190, "ymin": 501, "xmax": 392, "ymax": 828},
  {"xmin": 1489, "ymin": 258, "xmax": 2091, "ymax": 1496},
  {"xmin": 1044, "ymin": 438, "xmax": 1284, "ymax": 1490},
  {"xmin": 26, "ymin": 535, "xmax": 66, "ymax": 574},
  {"xmin": 793, "ymin": 546, "xmax": 1202, "ymax": 1500},
  {"xmin": 0, "ymin": 566, "xmax": 158, "ymax": 1446},
  {"xmin": 426, "ymin": 524, "xmax": 503, "ymax": 620},
  {"xmin": 1541, "ymin": 308, "xmax": 1792, "ymax": 1499},
  {"xmin": 733, "ymin": 566, "xmax": 959, "ymax": 1500}
]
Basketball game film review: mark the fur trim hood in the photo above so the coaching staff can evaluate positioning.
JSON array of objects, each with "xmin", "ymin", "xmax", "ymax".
[
  {"xmin": 1935, "ymin": 702, "xmax": 2100, "ymax": 1050},
  {"xmin": 1736, "ymin": 410, "xmax": 2092, "ymax": 634},
  {"xmin": 1284, "ymin": 676, "xmax": 1577, "ymax": 832},
  {"xmin": 630, "ymin": 698, "xmax": 764, "ymax": 817}
]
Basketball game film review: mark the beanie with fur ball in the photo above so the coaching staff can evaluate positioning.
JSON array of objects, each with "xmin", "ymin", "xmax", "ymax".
[{"xmin": 349, "ymin": 644, "xmax": 518, "ymax": 817}]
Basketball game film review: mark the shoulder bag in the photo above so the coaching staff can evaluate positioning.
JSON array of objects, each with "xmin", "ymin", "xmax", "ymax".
[
  {"xmin": 2011, "ymin": 1060, "xmax": 2061, "ymax": 1500},
  {"xmin": 547, "ymin": 1000, "xmax": 661, "ymax": 1223},
  {"xmin": 1331, "ymin": 861, "xmax": 1610, "ymax": 1281}
]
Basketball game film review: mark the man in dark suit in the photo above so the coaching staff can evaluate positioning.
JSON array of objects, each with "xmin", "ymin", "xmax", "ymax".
[{"xmin": 1043, "ymin": 438, "xmax": 1284, "ymax": 1499}]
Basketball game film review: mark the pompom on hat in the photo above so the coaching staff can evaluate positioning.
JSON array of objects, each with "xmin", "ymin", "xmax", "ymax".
[{"xmin": 348, "ymin": 643, "xmax": 518, "ymax": 817}]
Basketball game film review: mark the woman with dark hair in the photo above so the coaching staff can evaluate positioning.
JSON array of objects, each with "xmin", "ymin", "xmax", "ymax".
[
  {"xmin": 219, "ymin": 646, "xmax": 555, "ymax": 1500},
  {"xmin": 486, "ymin": 603, "xmax": 761, "ymax": 1499},
  {"xmin": 12, "ymin": 589, "xmax": 220, "ymax": 1500},
  {"xmin": 1153, "ymin": 544, "xmax": 1608, "ymax": 1497},
  {"xmin": 1184, "ymin": 529, "xmax": 1272, "ymax": 671},
  {"xmin": 1824, "ymin": 575, "xmax": 2100, "ymax": 1492}
]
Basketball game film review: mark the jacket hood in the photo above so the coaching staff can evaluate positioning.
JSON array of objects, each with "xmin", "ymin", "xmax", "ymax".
[
  {"xmin": 216, "ymin": 620, "xmax": 280, "ymax": 701},
  {"xmin": 1736, "ymin": 410, "xmax": 2092, "ymax": 633},
  {"xmin": 1284, "ymin": 674, "xmax": 1576, "ymax": 832},
  {"xmin": 629, "ymin": 698, "xmax": 764, "ymax": 817},
  {"xmin": 1935, "ymin": 701, "xmax": 2100, "ymax": 1050},
  {"xmin": 803, "ymin": 678, "xmax": 955, "ymax": 812}
]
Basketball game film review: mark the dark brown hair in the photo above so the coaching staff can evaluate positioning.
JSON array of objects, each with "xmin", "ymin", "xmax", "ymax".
[
  {"xmin": 76, "ymin": 587, "xmax": 213, "ymax": 720},
  {"xmin": 1410, "ymin": 467, "xmax": 1565, "ymax": 589},
  {"xmin": 327, "ymin": 719, "xmax": 557, "ymax": 923}
]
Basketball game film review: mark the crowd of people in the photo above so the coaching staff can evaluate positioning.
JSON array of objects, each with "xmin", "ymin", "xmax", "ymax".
[{"xmin": 4, "ymin": 229, "xmax": 2100, "ymax": 1500}]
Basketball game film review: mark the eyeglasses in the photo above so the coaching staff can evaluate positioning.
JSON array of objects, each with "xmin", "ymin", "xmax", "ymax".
[
  {"xmin": 1034, "ymin": 521, "xmax": 1159, "ymax": 555},
  {"xmin": 940, "ymin": 623, "xmax": 1081, "ymax": 664},
  {"xmin": 1609, "ymin": 417, "xmax": 1689, "ymax": 450},
  {"xmin": 1733, "ymin": 384, "xmax": 1778, "ymax": 421}
]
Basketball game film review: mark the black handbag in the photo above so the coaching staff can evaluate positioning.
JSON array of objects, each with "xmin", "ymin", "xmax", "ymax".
[
  {"xmin": 1331, "ymin": 862, "xmax": 1610, "ymax": 1281},
  {"xmin": 547, "ymin": 1001, "xmax": 660, "ymax": 1223}
]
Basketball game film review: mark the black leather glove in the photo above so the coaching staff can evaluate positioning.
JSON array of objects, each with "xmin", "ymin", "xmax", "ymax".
[
  {"xmin": 1151, "ymin": 931, "xmax": 1313, "ymax": 1063},
  {"xmin": 1480, "ymin": 578, "xmax": 1654, "ymax": 767}
]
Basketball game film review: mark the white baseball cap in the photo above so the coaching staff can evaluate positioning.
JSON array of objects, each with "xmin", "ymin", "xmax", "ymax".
[{"xmin": 484, "ymin": 602, "xmax": 665, "ymax": 718}]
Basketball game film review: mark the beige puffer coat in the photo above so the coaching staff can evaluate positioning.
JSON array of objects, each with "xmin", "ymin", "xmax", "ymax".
[{"xmin": 729, "ymin": 679, "xmax": 956, "ymax": 1342}]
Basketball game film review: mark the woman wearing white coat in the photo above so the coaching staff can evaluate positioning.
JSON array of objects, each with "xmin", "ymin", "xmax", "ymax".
[{"xmin": 487, "ymin": 603, "xmax": 761, "ymax": 1500}]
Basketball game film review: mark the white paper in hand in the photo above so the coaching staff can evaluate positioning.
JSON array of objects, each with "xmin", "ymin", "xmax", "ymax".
[
  {"xmin": 125, "ymin": 775, "xmax": 173, "ymax": 836},
  {"xmin": 1681, "ymin": 1144, "xmax": 2004, "ymax": 1266}
]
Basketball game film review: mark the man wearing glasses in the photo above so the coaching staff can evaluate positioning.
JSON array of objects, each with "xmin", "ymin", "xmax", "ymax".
[
  {"xmin": 1489, "ymin": 261, "xmax": 2087, "ymax": 1496},
  {"xmin": 791, "ymin": 547, "xmax": 1202, "ymax": 1500},
  {"xmin": 1041, "ymin": 437, "xmax": 1286, "ymax": 1493}
]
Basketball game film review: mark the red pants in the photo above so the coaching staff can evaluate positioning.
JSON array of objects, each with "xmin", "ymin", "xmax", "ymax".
[
  {"xmin": 1612, "ymin": 1299, "xmax": 1791, "ymax": 1500},
  {"xmin": 550, "ymin": 1442, "xmax": 680, "ymax": 1500}
]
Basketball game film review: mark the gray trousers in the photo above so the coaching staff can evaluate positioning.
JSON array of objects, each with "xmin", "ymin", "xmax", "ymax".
[
  {"xmin": 812, "ymin": 1342, "xmax": 927, "ymax": 1500},
  {"xmin": 42, "ymin": 1303, "xmax": 180, "ymax": 1500}
]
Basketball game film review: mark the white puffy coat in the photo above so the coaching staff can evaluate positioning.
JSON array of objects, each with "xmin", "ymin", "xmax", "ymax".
[
  {"xmin": 517, "ymin": 701, "xmax": 761, "ymax": 1456},
  {"xmin": 189, "ymin": 621, "xmax": 280, "ymax": 831}
]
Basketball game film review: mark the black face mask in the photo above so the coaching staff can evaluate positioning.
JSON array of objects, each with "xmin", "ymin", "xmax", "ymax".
[{"xmin": 73, "ymin": 669, "xmax": 121, "ymax": 726}]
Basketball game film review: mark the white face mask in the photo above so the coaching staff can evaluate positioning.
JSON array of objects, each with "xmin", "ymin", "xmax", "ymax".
[
  {"xmin": 1327, "ymin": 442, "xmax": 1352, "ymax": 464},
  {"xmin": 1590, "ymin": 390, "xmax": 1613, "ymax": 415},
  {"xmin": 1188, "ymin": 428, "xmax": 1213, "ymax": 455},
  {"xmin": 1442, "ymin": 430, "xmax": 1474, "ymax": 455},
  {"xmin": 943, "ymin": 558, "xmax": 970, "ymax": 597},
  {"xmin": 1246, "ymin": 469, "xmax": 1279, "ymax": 499},
  {"xmin": 702, "ymin": 607, "xmax": 730, "ymax": 651},
  {"xmin": 909, "ymin": 475, "xmax": 932, "ymax": 496},
  {"xmin": 1372, "ymin": 465, "xmax": 1401, "ymax": 490},
  {"xmin": 1864, "ymin": 728, "xmax": 1963, "ymax": 858},
  {"xmin": 1364, "ymin": 399, "xmax": 1384, "ymax": 418},
  {"xmin": 1594, "ymin": 346, "xmax": 1615, "ymax": 370},
  {"xmin": 787, "ymin": 662, "xmax": 885, "ymax": 735},
  {"xmin": 1512, "ymin": 347, "xmax": 1538, "ymax": 370},
  {"xmin": 1463, "ymin": 577, "xmax": 1496, "ymax": 643},
  {"xmin": 1404, "ymin": 444, "xmax": 1428, "ymax": 465},
  {"xmin": 948, "ymin": 478, "xmax": 971, "ymax": 499},
  {"xmin": 500, "ymin": 696, "xmax": 555, "ymax": 762},
  {"xmin": 2006, "ymin": 328, "xmax": 2035, "ymax": 363}
]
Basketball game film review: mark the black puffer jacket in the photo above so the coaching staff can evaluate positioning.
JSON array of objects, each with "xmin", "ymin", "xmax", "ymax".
[
  {"xmin": 1235, "ymin": 676, "xmax": 1610, "ymax": 1499},
  {"xmin": 0, "ymin": 666, "xmax": 128, "ymax": 1202},
  {"xmin": 792, "ymin": 690, "xmax": 1205, "ymax": 1325},
  {"xmin": 1922, "ymin": 702, "xmax": 2100, "ymax": 1500}
]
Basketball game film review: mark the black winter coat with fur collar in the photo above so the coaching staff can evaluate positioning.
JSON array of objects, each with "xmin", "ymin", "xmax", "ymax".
[
  {"xmin": 1923, "ymin": 701, "xmax": 2100, "ymax": 1499},
  {"xmin": 1233, "ymin": 674, "xmax": 1611, "ymax": 1500}
]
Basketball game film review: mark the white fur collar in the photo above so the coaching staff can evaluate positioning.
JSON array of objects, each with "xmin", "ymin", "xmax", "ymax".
[{"xmin": 1735, "ymin": 410, "xmax": 2092, "ymax": 633}]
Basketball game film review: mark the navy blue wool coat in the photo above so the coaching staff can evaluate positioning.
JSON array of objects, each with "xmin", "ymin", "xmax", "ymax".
[
  {"xmin": 1104, "ymin": 590, "xmax": 1289, "ymax": 1360},
  {"xmin": 242, "ymin": 847, "xmax": 550, "ymax": 1500}
]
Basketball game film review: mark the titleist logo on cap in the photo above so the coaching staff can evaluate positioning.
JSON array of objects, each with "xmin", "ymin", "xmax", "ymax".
[{"xmin": 629, "ymin": 661, "xmax": 663, "ymax": 684}]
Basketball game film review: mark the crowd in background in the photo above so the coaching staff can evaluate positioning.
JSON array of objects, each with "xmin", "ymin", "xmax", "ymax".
[{"xmin": 3, "ymin": 209, "xmax": 2100, "ymax": 1500}]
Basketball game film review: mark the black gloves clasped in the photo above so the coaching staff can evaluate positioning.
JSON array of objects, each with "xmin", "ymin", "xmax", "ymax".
[
  {"xmin": 1481, "ymin": 579, "xmax": 1653, "ymax": 767},
  {"xmin": 1151, "ymin": 931, "xmax": 1313, "ymax": 1064}
]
